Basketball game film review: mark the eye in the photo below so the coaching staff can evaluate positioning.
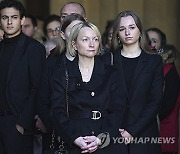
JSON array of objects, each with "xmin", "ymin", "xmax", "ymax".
[
  {"xmin": 24, "ymin": 25, "xmax": 31, "ymax": 28},
  {"xmin": 12, "ymin": 16, "xmax": 18, "ymax": 19},
  {"xmin": 47, "ymin": 29, "xmax": 53, "ymax": 34},
  {"xmin": 93, "ymin": 37, "xmax": 99, "ymax": 42},
  {"xmin": 1, "ymin": 16, "xmax": 8, "ymax": 20},
  {"xmin": 129, "ymin": 26, "xmax": 135, "ymax": 30},
  {"xmin": 61, "ymin": 15, "xmax": 66, "ymax": 20},
  {"xmin": 151, "ymin": 38, "xmax": 157, "ymax": 43},
  {"xmin": 119, "ymin": 28, "xmax": 125, "ymax": 32},
  {"xmin": 82, "ymin": 38, "xmax": 88, "ymax": 42}
]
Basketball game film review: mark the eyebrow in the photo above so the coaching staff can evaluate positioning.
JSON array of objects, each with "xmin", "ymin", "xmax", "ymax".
[
  {"xmin": 61, "ymin": 13, "xmax": 69, "ymax": 16},
  {"xmin": 1, "ymin": 15, "xmax": 19, "ymax": 18},
  {"xmin": 119, "ymin": 24, "xmax": 136, "ymax": 27}
]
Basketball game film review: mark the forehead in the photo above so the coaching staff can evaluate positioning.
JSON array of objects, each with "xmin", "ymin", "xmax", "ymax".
[
  {"xmin": 147, "ymin": 31, "xmax": 160, "ymax": 40},
  {"xmin": 78, "ymin": 27, "xmax": 97, "ymax": 37},
  {"xmin": 61, "ymin": 4, "xmax": 82, "ymax": 15},
  {"xmin": 119, "ymin": 15, "xmax": 135, "ymax": 26},
  {"xmin": 0, "ymin": 7, "xmax": 20, "ymax": 16},
  {"xmin": 47, "ymin": 21, "xmax": 60, "ymax": 29},
  {"xmin": 24, "ymin": 18, "xmax": 32, "ymax": 24}
]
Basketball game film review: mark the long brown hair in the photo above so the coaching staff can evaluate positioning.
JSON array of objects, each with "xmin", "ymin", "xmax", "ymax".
[{"xmin": 111, "ymin": 10, "xmax": 150, "ymax": 52}]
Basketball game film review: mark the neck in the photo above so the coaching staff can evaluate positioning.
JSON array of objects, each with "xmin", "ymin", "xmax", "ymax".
[
  {"xmin": 121, "ymin": 44, "xmax": 141, "ymax": 58},
  {"xmin": 78, "ymin": 56, "xmax": 94, "ymax": 70},
  {"xmin": 5, "ymin": 30, "xmax": 21, "ymax": 39},
  {"xmin": 78, "ymin": 56, "xmax": 94, "ymax": 82}
]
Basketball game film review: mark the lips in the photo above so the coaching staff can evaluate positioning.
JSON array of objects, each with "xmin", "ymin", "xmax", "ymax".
[
  {"xmin": 7, "ymin": 27, "xmax": 13, "ymax": 30},
  {"xmin": 125, "ymin": 37, "xmax": 133, "ymax": 40},
  {"xmin": 87, "ymin": 50, "xmax": 96, "ymax": 52}
]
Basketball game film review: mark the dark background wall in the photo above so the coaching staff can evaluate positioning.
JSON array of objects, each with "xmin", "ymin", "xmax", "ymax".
[
  {"xmin": 17, "ymin": 0, "xmax": 180, "ymax": 73},
  {"xmin": 25, "ymin": 0, "xmax": 49, "ymax": 18}
]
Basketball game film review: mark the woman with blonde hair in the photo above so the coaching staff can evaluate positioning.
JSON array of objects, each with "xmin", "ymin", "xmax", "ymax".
[{"xmin": 51, "ymin": 22, "xmax": 127, "ymax": 154}]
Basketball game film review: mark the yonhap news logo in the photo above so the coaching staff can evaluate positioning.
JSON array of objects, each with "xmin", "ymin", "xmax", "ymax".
[
  {"xmin": 112, "ymin": 137, "xmax": 175, "ymax": 144},
  {"xmin": 96, "ymin": 132, "xmax": 176, "ymax": 149},
  {"xmin": 97, "ymin": 132, "xmax": 111, "ymax": 148}
]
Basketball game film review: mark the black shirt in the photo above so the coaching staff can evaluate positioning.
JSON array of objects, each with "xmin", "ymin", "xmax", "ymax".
[
  {"xmin": 121, "ymin": 54, "xmax": 140, "ymax": 92},
  {"xmin": 0, "ymin": 33, "xmax": 21, "ymax": 112}
]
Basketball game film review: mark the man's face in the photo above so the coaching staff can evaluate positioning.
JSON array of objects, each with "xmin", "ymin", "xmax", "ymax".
[
  {"xmin": 22, "ymin": 17, "xmax": 36, "ymax": 37},
  {"xmin": 60, "ymin": 4, "xmax": 84, "ymax": 23},
  {"xmin": 0, "ymin": 7, "xmax": 25, "ymax": 38}
]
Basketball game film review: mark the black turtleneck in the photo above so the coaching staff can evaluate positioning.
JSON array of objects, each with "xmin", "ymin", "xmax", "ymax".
[{"xmin": 0, "ymin": 33, "xmax": 21, "ymax": 112}]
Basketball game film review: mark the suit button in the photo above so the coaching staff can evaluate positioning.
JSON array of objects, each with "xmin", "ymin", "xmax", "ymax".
[
  {"xmin": 91, "ymin": 92, "xmax": 95, "ymax": 96},
  {"xmin": 77, "ymin": 83, "xmax": 80, "ymax": 86}
]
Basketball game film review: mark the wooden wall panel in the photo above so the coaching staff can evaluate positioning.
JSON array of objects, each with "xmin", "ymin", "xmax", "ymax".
[{"xmin": 20, "ymin": 0, "xmax": 179, "ymax": 52}]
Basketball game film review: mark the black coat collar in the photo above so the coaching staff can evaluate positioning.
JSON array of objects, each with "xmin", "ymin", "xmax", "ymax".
[
  {"xmin": 113, "ymin": 49, "xmax": 149, "ymax": 97},
  {"xmin": 67, "ymin": 56, "xmax": 106, "ymax": 91}
]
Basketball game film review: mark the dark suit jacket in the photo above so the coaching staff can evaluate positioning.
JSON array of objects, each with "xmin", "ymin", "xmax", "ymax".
[
  {"xmin": 37, "ymin": 51, "xmax": 66, "ymax": 131},
  {"xmin": 51, "ymin": 56, "xmax": 126, "ymax": 153},
  {"xmin": 0, "ymin": 33, "xmax": 46, "ymax": 132},
  {"xmin": 102, "ymin": 50, "xmax": 164, "ymax": 154}
]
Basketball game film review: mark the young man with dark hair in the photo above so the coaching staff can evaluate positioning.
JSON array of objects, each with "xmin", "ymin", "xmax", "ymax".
[{"xmin": 0, "ymin": 0, "xmax": 46, "ymax": 153}]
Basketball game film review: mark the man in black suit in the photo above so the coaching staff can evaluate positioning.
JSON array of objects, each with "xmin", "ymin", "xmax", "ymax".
[{"xmin": 0, "ymin": 0, "xmax": 46, "ymax": 153}]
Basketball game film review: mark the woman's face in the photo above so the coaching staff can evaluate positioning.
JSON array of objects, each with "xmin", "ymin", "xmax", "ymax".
[
  {"xmin": 74, "ymin": 27, "xmax": 99, "ymax": 58},
  {"xmin": 147, "ymin": 31, "xmax": 161, "ymax": 50},
  {"xmin": 118, "ymin": 15, "xmax": 141, "ymax": 46},
  {"xmin": 63, "ymin": 20, "xmax": 82, "ymax": 41},
  {"xmin": 46, "ymin": 21, "xmax": 61, "ymax": 40}
]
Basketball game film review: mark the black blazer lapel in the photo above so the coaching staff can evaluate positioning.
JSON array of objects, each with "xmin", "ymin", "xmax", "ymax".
[
  {"xmin": 113, "ymin": 51, "xmax": 128, "ymax": 98},
  {"xmin": 86, "ymin": 57, "xmax": 105, "ymax": 91},
  {"xmin": 69, "ymin": 56, "xmax": 105, "ymax": 91}
]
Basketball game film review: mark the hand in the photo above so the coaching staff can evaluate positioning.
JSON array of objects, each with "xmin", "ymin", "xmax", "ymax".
[
  {"xmin": 81, "ymin": 136, "xmax": 100, "ymax": 153},
  {"xmin": 119, "ymin": 128, "xmax": 133, "ymax": 144},
  {"xmin": 74, "ymin": 137, "xmax": 88, "ymax": 151},
  {"xmin": 35, "ymin": 115, "xmax": 47, "ymax": 133},
  {"xmin": 16, "ymin": 124, "xmax": 24, "ymax": 135}
]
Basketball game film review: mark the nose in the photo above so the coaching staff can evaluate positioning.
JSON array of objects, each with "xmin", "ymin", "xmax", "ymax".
[
  {"xmin": 125, "ymin": 28, "xmax": 130, "ymax": 35},
  {"xmin": 52, "ymin": 30, "xmax": 57, "ymax": 36},
  {"xmin": 8, "ymin": 17, "xmax": 12, "ymax": 25},
  {"xmin": 89, "ymin": 40, "xmax": 94, "ymax": 47}
]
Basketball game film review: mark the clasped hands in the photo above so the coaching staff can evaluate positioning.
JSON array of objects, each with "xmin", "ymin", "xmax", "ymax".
[{"xmin": 74, "ymin": 136, "xmax": 101, "ymax": 153}]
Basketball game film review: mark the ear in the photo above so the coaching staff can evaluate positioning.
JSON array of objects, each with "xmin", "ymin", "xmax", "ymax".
[
  {"xmin": 60, "ymin": 31, "xmax": 65, "ymax": 40},
  {"xmin": 72, "ymin": 40, "xmax": 77, "ymax": 51},
  {"xmin": 21, "ymin": 16, "xmax": 25, "ymax": 26}
]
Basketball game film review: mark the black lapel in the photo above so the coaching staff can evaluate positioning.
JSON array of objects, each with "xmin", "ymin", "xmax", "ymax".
[
  {"xmin": 68, "ymin": 56, "xmax": 105, "ymax": 91},
  {"xmin": 113, "ymin": 50, "xmax": 129, "ymax": 98}
]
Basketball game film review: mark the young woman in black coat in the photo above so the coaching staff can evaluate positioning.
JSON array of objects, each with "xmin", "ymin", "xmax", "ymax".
[{"xmin": 102, "ymin": 10, "xmax": 164, "ymax": 154}]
